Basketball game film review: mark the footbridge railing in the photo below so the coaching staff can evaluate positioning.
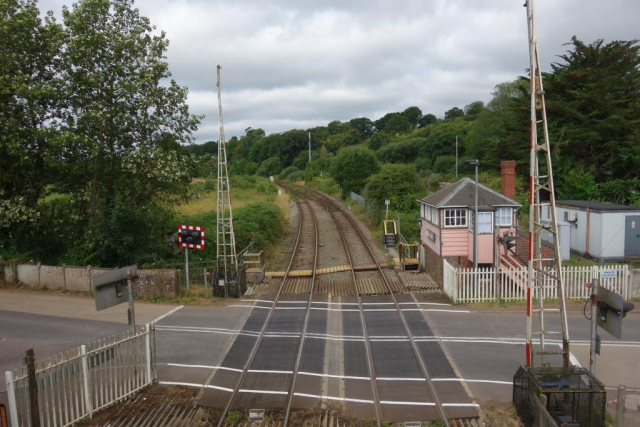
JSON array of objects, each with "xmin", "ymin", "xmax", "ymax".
[{"xmin": 4, "ymin": 324, "xmax": 156, "ymax": 427}]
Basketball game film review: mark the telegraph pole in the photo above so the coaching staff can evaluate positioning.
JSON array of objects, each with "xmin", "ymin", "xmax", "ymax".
[
  {"xmin": 308, "ymin": 132, "xmax": 312, "ymax": 163},
  {"xmin": 455, "ymin": 135, "xmax": 459, "ymax": 178}
]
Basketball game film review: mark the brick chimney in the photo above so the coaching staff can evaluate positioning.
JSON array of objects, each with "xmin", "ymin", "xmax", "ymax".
[{"xmin": 501, "ymin": 160, "xmax": 516, "ymax": 200}]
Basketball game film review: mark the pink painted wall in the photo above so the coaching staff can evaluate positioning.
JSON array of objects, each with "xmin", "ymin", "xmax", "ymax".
[
  {"xmin": 421, "ymin": 219, "xmax": 440, "ymax": 255},
  {"xmin": 441, "ymin": 228, "xmax": 469, "ymax": 256},
  {"xmin": 467, "ymin": 232, "xmax": 495, "ymax": 264}
]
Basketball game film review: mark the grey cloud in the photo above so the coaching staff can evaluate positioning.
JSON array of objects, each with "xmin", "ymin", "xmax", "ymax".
[{"xmin": 38, "ymin": 0, "xmax": 640, "ymax": 142}]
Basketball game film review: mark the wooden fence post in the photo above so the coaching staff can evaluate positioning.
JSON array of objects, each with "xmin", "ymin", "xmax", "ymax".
[{"xmin": 25, "ymin": 349, "xmax": 40, "ymax": 427}]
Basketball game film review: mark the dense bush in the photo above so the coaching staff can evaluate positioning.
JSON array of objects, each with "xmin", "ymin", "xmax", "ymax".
[
  {"xmin": 234, "ymin": 202, "xmax": 285, "ymax": 250},
  {"xmin": 364, "ymin": 164, "xmax": 421, "ymax": 211},
  {"xmin": 330, "ymin": 146, "xmax": 380, "ymax": 196},
  {"xmin": 279, "ymin": 166, "xmax": 300, "ymax": 180},
  {"xmin": 257, "ymin": 157, "xmax": 283, "ymax": 177},
  {"xmin": 375, "ymin": 138, "xmax": 425, "ymax": 163}
]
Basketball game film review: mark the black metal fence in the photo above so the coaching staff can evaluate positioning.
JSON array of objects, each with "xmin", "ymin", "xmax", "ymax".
[{"xmin": 514, "ymin": 365, "xmax": 606, "ymax": 427}]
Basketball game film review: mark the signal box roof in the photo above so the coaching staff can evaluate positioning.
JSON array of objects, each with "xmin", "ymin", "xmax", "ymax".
[{"xmin": 419, "ymin": 178, "xmax": 520, "ymax": 209}]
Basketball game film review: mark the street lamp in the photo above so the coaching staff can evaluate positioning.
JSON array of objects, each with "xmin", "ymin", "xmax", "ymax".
[{"xmin": 467, "ymin": 159, "xmax": 479, "ymax": 270}]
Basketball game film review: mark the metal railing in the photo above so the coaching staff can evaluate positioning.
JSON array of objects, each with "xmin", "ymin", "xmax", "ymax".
[{"xmin": 5, "ymin": 324, "xmax": 155, "ymax": 427}]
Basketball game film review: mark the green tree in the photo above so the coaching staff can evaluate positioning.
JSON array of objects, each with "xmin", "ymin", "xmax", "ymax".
[
  {"xmin": 419, "ymin": 113, "xmax": 438, "ymax": 127},
  {"xmin": 444, "ymin": 107, "xmax": 465, "ymax": 120},
  {"xmin": 60, "ymin": 0, "xmax": 200, "ymax": 218},
  {"xmin": 463, "ymin": 101, "xmax": 485, "ymax": 120},
  {"xmin": 401, "ymin": 106, "xmax": 422, "ymax": 128},
  {"xmin": 374, "ymin": 112, "xmax": 399, "ymax": 132},
  {"xmin": 383, "ymin": 115, "xmax": 411, "ymax": 134},
  {"xmin": 545, "ymin": 37, "xmax": 640, "ymax": 185},
  {"xmin": 0, "ymin": 0, "xmax": 64, "ymax": 229},
  {"xmin": 349, "ymin": 117, "xmax": 375, "ymax": 138},
  {"xmin": 375, "ymin": 138, "xmax": 426, "ymax": 163},
  {"xmin": 364, "ymin": 164, "xmax": 420, "ymax": 211},
  {"xmin": 257, "ymin": 157, "xmax": 283, "ymax": 176},
  {"xmin": 330, "ymin": 146, "xmax": 380, "ymax": 196}
]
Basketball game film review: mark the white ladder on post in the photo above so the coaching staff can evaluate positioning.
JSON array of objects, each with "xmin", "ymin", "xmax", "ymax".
[
  {"xmin": 216, "ymin": 65, "xmax": 238, "ymax": 297},
  {"xmin": 524, "ymin": 0, "xmax": 571, "ymax": 370}
]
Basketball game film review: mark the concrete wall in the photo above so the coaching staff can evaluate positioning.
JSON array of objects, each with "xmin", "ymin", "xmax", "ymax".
[{"xmin": 1, "ymin": 263, "xmax": 181, "ymax": 298}]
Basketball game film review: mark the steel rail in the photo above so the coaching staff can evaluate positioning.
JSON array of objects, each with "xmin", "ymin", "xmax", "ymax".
[
  {"xmin": 297, "ymin": 184, "xmax": 451, "ymax": 427},
  {"xmin": 280, "ymin": 185, "xmax": 320, "ymax": 426},
  {"xmin": 291, "ymin": 184, "xmax": 384, "ymax": 427},
  {"xmin": 216, "ymin": 192, "xmax": 312, "ymax": 427}
]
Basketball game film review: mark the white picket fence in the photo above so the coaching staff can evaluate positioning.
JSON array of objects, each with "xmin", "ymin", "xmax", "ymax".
[
  {"xmin": 443, "ymin": 260, "xmax": 630, "ymax": 303},
  {"xmin": 4, "ymin": 324, "xmax": 156, "ymax": 427}
]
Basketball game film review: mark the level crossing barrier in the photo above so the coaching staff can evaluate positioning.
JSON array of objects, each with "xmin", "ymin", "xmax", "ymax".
[
  {"xmin": 4, "ymin": 324, "xmax": 155, "ymax": 427},
  {"xmin": 443, "ymin": 260, "xmax": 630, "ymax": 303}
]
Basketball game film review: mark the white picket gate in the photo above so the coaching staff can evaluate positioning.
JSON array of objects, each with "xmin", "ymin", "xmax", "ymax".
[
  {"xmin": 443, "ymin": 260, "xmax": 630, "ymax": 304},
  {"xmin": 4, "ymin": 324, "xmax": 156, "ymax": 427}
]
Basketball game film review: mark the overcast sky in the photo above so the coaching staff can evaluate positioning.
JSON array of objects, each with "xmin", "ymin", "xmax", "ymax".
[{"xmin": 39, "ymin": 0, "xmax": 639, "ymax": 143}]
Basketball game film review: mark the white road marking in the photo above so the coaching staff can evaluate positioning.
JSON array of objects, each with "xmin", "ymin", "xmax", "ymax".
[
  {"xmin": 158, "ymin": 381, "xmax": 233, "ymax": 393},
  {"xmin": 239, "ymin": 389, "xmax": 288, "ymax": 395},
  {"xmin": 294, "ymin": 392, "xmax": 374, "ymax": 404},
  {"xmin": 248, "ymin": 369, "xmax": 294, "ymax": 374},
  {"xmin": 298, "ymin": 371, "xmax": 371, "ymax": 381},
  {"xmin": 166, "ymin": 363, "xmax": 242, "ymax": 372},
  {"xmin": 311, "ymin": 307, "xmax": 360, "ymax": 312},
  {"xmin": 241, "ymin": 299, "xmax": 274, "ymax": 304},
  {"xmin": 378, "ymin": 377, "xmax": 425, "ymax": 381},
  {"xmin": 152, "ymin": 305, "xmax": 184, "ymax": 323},
  {"xmin": 443, "ymin": 403, "xmax": 481, "ymax": 407},
  {"xmin": 398, "ymin": 302, "xmax": 452, "ymax": 306},
  {"xmin": 157, "ymin": 327, "xmax": 260, "ymax": 338},
  {"xmin": 311, "ymin": 301, "xmax": 359, "ymax": 306},
  {"xmin": 402, "ymin": 309, "xmax": 470, "ymax": 313},
  {"xmin": 432, "ymin": 378, "xmax": 513, "ymax": 385},
  {"xmin": 380, "ymin": 400, "xmax": 434, "ymax": 406},
  {"xmin": 227, "ymin": 304, "xmax": 271, "ymax": 309},
  {"xmin": 275, "ymin": 307, "xmax": 307, "ymax": 310}
]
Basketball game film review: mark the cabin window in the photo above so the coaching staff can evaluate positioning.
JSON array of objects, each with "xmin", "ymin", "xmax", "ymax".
[
  {"xmin": 496, "ymin": 207, "xmax": 513, "ymax": 226},
  {"xmin": 471, "ymin": 212, "xmax": 494, "ymax": 234},
  {"xmin": 422, "ymin": 205, "xmax": 440, "ymax": 226},
  {"xmin": 444, "ymin": 209, "xmax": 467, "ymax": 227}
]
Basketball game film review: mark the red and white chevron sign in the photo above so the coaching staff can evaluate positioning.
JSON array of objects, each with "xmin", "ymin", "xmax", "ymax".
[{"xmin": 178, "ymin": 225, "xmax": 205, "ymax": 249}]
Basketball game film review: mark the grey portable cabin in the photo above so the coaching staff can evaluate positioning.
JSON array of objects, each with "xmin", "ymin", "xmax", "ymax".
[{"xmin": 542, "ymin": 200, "xmax": 640, "ymax": 262}]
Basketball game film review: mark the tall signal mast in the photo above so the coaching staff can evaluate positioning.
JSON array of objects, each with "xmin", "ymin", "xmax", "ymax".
[
  {"xmin": 216, "ymin": 65, "xmax": 238, "ymax": 296},
  {"xmin": 524, "ymin": 0, "xmax": 570, "ymax": 370}
]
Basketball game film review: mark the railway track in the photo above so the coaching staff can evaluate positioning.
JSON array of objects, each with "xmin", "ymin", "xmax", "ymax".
[
  {"xmin": 289, "ymin": 184, "xmax": 451, "ymax": 426},
  {"xmin": 213, "ymin": 193, "xmax": 319, "ymax": 426},
  {"xmin": 198, "ymin": 185, "xmax": 476, "ymax": 426}
]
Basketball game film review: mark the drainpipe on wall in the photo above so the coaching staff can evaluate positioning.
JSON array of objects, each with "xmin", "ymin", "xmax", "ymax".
[{"xmin": 586, "ymin": 207, "xmax": 591, "ymax": 259}]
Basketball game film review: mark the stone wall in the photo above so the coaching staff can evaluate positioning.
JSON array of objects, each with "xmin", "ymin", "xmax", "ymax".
[
  {"xmin": 0, "ymin": 262, "xmax": 181, "ymax": 298},
  {"xmin": 424, "ymin": 244, "xmax": 443, "ymax": 286}
]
